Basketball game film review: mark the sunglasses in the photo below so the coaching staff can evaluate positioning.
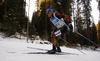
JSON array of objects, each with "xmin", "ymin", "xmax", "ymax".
[{"xmin": 46, "ymin": 11, "xmax": 50, "ymax": 14}]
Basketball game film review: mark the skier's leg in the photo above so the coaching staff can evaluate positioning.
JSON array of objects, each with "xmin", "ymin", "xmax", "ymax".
[
  {"xmin": 47, "ymin": 34, "xmax": 56, "ymax": 54},
  {"xmin": 56, "ymin": 36, "xmax": 62, "ymax": 52},
  {"xmin": 52, "ymin": 34, "xmax": 56, "ymax": 47},
  {"xmin": 48, "ymin": 29, "xmax": 62, "ymax": 53},
  {"xmin": 56, "ymin": 27, "xmax": 67, "ymax": 52},
  {"xmin": 50, "ymin": 35, "xmax": 61, "ymax": 53}
]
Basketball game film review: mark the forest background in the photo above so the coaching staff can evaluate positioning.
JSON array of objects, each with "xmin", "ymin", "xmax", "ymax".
[{"xmin": 0, "ymin": 0, "xmax": 100, "ymax": 48}]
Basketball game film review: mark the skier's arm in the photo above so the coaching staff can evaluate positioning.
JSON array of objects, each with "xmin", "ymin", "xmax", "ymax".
[
  {"xmin": 55, "ymin": 13, "xmax": 70, "ymax": 24},
  {"xmin": 55, "ymin": 13, "xmax": 73, "ymax": 30},
  {"xmin": 59, "ymin": 14, "xmax": 73, "ymax": 30},
  {"xmin": 60, "ymin": 14, "xmax": 70, "ymax": 24}
]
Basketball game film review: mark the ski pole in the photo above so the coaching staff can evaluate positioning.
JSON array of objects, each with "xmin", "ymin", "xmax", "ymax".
[
  {"xmin": 74, "ymin": 31, "xmax": 100, "ymax": 48},
  {"xmin": 61, "ymin": 38, "xmax": 86, "ymax": 55}
]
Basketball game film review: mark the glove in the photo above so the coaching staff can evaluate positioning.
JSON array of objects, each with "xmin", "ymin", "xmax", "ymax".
[
  {"xmin": 60, "ymin": 18, "xmax": 64, "ymax": 21},
  {"xmin": 68, "ymin": 23, "xmax": 73, "ymax": 30}
]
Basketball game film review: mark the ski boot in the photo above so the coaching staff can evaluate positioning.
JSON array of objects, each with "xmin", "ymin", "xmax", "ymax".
[
  {"xmin": 47, "ymin": 45, "xmax": 56, "ymax": 54},
  {"xmin": 56, "ymin": 46, "xmax": 61, "ymax": 52}
]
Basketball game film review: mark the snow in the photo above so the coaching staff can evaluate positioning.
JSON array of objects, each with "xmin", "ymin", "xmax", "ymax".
[{"xmin": 0, "ymin": 33, "xmax": 100, "ymax": 61}]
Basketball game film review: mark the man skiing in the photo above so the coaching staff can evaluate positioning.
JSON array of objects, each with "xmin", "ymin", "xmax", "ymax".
[{"xmin": 46, "ymin": 8, "xmax": 73, "ymax": 54}]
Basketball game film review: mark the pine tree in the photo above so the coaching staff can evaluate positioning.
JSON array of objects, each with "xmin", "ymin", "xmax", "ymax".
[
  {"xmin": 97, "ymin": 20, "xmax": 100, "ymax": 42},
  {"xmin": 81, "ymin": 0, "xmax": 92, "ymax": 39},
  {"xmin": 90, "ymin": 22, "xmax": 97, "ymax": 45},
  {"xmin": 75, "ymin": 0, "xmax": 84, "ymax": 31},
  {"xmin": 0, "ymin": 1, "xmax": 5, "ymax": 30},
  {"xmin": 81, "ymin": 0, "xmax": 92, "ymax": 46},
  {"xmin": 96, "ymin": 0, "xmax": 100, "ymax": 19},
  {"xmin": 2, "ymin": 0, "xmax": 27, "ymax": 36}
]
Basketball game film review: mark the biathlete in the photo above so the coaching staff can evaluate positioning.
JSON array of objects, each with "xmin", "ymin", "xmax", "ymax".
[{"xmin": 46, "ymin": 8, "xmax": 73, "ymax": 54}]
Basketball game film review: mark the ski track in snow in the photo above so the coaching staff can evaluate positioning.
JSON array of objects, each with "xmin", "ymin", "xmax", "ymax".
[{"xmin": 0, "ymin": 38, "xmax": 100, "ymax": 61}]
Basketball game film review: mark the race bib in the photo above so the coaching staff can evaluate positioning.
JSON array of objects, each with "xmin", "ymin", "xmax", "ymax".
[
  {"xmin": 54, "ymin": 20, "xmax": 66, "ymax": 29},
  {"xmin": 50, "ymin": 13, "xmax": 66, "ymax": 29},
  {"xmin": 54, "ymin": 30, "xmax": 62, "ymax": 36}
]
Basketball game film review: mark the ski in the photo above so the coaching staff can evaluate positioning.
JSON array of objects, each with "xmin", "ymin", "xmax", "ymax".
[
  {"xmin": 8, "ymin": 47, "xmax": 79, "ymax": 55},
  {"xmin": 24, "ymin": 52, "xmax": 79, "ymax": 55},
  {"xmin": 26, "ymin": 47, "xmax": 79, "ymax": 55},
  {"xmin": 27, "ymin": 46, "xmax": 49, "ymax": 51}
]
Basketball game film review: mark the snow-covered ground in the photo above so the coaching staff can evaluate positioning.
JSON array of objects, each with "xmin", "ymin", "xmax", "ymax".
[{"xmin": 0, "ymin": 34, "xmax": 100, "ymax": 61}]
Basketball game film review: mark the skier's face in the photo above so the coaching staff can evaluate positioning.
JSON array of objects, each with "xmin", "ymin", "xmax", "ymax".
[{"xmin": 47, "ymin": 11, "xmax": 53, "ymax": 17}]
